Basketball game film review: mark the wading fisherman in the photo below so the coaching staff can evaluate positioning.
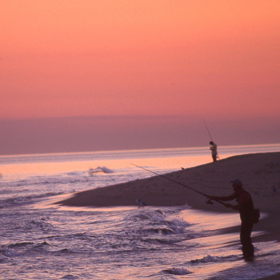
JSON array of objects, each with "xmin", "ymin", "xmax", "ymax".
[
  {"xmin": 209, "ymin": 141, "xmax": 218, "ymax": 162},
  {"xmin": 208, "ymin": 179, "xmax": 255, "ymax": 261}
]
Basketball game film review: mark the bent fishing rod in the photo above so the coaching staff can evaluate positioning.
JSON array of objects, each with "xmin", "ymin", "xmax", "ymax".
[{"xmin": 130, "ymin": 163, "xmax": 227, "ymax": 207}]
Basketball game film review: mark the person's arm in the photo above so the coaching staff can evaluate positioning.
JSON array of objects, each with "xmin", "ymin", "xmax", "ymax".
[
  {"xmin": 223, "ymin": 193, "xmax": 252, "ymax": 211},
  {"xmin": 208, "ymin": 192, "xmax": 237, "ymax": 201}
]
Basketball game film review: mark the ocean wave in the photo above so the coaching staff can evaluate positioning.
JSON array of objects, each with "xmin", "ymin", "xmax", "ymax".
[
  {"xmin": 26, "ymin": 219, "xmax": 55, "ymax": 231},
  {"xmin": 1, "ymin": 175, "xmax": 92, "ymax": 187},
  {"xmin": 2, "ymin": 241, "xmax": 88, "ymax": 259},
  {"xmin": 0, "ymin": 192, "xmax": 64, "ymax": 207},
  {"xmin": 60, "ymin": 274, "xmax": 79, "ymax": 280},
  {"xmin": 0, "ymin": 255, "xmax": 10, "ymax": 264},
  {"xmin": 162, "ymin": 267, "xmax": 192, "ymax": 275},
  {"xmin": 141, "ymin": 236, "xmax": 182, "ymax": 245},
  {"xmin": 0, "ymin": 168, "xmax": 107, "ymax": 188},
  {"xmin": 88, "ymin": 166, "xmax": 113, "ymax": 175},
  {"xmin": 143, "ymin": 227, "xmax": 175, "ymax": 235},
  {"xmin": 2, "ymin": 241, "xmax": 50, "ymax": 257},
  {"xmin": 166, "ymin": 218, "xmax": 191, "ymax": 233},
  {"xmin": 8, "ymin": 241, "xmax": 35, "ymax": 248},
  {"xmin": 127, "ymin": 209, "xmax": 166, "ymax": 223},
  {"xmin": 191, "ymin": 254, "xmax": 223, "ymax": 264},
  {"xmin": 143, "ymin": 221, "xmax": 190, "ymax": 236}
]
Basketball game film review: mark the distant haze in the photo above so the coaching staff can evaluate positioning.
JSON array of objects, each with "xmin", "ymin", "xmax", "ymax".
[{"xmin": 0, "ymin": 115, "xmax": 279, "ymax": 155}]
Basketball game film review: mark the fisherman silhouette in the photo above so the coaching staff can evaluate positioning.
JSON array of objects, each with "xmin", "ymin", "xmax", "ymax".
[
  {"xmin": 208, "ymin": 179, "xmax": 255, "ymax": 261},
  {"xmin": 209, "ymin": 141, "xmax": 218, "ymax": 162}
]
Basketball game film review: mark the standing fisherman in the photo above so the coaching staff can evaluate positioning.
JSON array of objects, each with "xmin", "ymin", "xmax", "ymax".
[
  {"xmin": 132, "ymin": 164, "xmax": 258, "ymax": 261},
  {"xmin": 208, "ymin": 179, "xmax": 255, "ymax": 261},
  {"xmin": 209, "ymin": 141, "xmax": 218, "ymax": 162},
  {"xmin": 203, "ymin": 119, "xmax": 219, "ymax": 162}
]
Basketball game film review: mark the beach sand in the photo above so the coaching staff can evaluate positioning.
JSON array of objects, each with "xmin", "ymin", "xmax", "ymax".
[{"xmin": 57, "ymin": 152, "xmax": 280, "ymax": 279}]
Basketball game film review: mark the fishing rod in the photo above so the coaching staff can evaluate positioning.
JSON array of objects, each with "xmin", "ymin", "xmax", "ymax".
[
  {"xmin": 130, "ymin": 163, "xmax": 227, "ymax": 207},
  {"xmin": 203, "ymin": 119, "xmax": 214, "ymax": 142}
]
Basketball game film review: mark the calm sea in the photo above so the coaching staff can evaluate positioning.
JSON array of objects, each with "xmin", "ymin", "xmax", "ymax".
[{"xmin": 0, "ymin": 144, "xmax": 280, "ymax": 279}]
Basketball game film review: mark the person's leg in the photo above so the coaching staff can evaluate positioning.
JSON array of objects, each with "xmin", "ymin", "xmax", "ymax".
[{"xmin": 240, "ymin": 222, "xmax": 254, "ymax": 260}]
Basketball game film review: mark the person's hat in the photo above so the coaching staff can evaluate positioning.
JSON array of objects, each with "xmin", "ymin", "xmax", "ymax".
[
  {"xmin": 231, "ymin": 179, "xmax": 243, "ymax": 187},
  {"xmin": 209, "ymin": 141, "xmax": 213, "ymax": 145}
]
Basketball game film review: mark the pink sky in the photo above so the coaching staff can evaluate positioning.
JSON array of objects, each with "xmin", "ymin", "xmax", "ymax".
[{"xmin": 1, "ymin": 1, "xmax": 280, "ymax": 154}]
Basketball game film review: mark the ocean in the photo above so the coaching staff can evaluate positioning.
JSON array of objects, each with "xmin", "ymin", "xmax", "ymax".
[{"xmin": 0, "ymin": 144, "xmax": 280, "ymax": 280}]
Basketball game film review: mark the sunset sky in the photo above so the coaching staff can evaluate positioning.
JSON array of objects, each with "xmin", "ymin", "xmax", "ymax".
[{"xmin": 1, "ymin": 0, "xmax": 280, "ymax": 155}]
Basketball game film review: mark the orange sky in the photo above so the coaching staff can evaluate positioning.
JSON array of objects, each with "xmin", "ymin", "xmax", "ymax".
[
  {"xmin": 0, "ymin": 1, "xmax": 280, "ymax": 154},
  {"xmin": 1, "ymin": 0, "xmax": 280, "ymax": 120}
]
